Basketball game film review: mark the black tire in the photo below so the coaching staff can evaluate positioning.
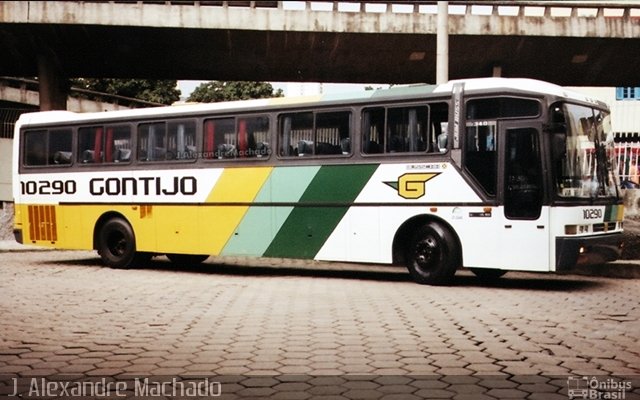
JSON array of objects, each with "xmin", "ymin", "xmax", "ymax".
[
  {"xmin": 97, "ymin": 217, "xmax": 149, "ymax": 268},
  {"xmin": 166, "ymin": 253, "xmax": 209, "ymax": 265},
  {"xmin": 470, "ymin": 268, "xmax": 507, "ymax": 281},
  {"xmin": 406, "ymin": 222, "xmax": 460, "ymax": 285}
]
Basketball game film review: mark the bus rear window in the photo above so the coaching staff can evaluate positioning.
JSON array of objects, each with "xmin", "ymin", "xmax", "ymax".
[{"xmin": 24, "ymin": 129, "xmax": 72, "ymax": 166}]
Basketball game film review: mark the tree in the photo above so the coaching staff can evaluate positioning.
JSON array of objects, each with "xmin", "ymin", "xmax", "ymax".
[
  {"xmin": 71, "ymin": 78, "xmax": 181, "ymax": 105},
  {"xmin": 187, "ymin": 81, "xmax": 283, "ymax": 103}
]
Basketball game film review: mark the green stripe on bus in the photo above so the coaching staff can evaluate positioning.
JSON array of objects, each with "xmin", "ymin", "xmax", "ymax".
[
  {"xmin": 221, "ymin": 166, "xmax": 321, "ymax": 256},
  {"xmin": 263, "ymin": 164, "xmax": 378, "ymax": 259}
]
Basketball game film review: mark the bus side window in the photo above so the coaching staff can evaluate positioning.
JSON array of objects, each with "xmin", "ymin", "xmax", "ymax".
[
  {"xmin": 26, "ymin": 128, "xmax": 72, "ymax": 166},
  {"xmin": 362, "ymin": 108, "xmax": 384, "ymax": 154},
  {"xmin": 168, "ymin": 120, "xmax": 196, "ymax": 160},
  {"xmin": 239, "ymin": 116, "xmax": 270, "ymax": 158},
  {"xmin": 109, "ymin": 126, "xmax": 132, "ymax": 163},
  {"xmin": 138, "ymin": 123, "xmax": 166, "ymax": 162},
  {"xmin": 203, "ymin": 117, "xmax": 235, "ymax": 160},
  {"xmin": 315, "ymin": 111, "xmax": 350, "ymax": 155},
  {"xmin": 279, "ymin": 112, "xmax": 313, "ymax": 157},
  {"xmin": 24, "ymin": 130, "xmax": 48, "ymax": 166},
  {"xmin": 48, "ymin": 129, "xmax": 72, "ymax": 165}
]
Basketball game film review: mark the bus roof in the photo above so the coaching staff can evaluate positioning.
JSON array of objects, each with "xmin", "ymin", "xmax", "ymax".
[{"xmin": 17, "ymin": 77, "xmax": 607, "ymax": 127}]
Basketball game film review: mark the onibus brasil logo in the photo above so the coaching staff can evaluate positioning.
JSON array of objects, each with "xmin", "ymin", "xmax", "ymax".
[{"xmin": 384, "ymin": 172, "xmax": 441, "ymax": 200}]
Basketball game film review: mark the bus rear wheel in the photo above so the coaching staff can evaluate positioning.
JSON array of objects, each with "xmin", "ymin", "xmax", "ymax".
[
  {"xmin": 166, "ymin": 254, "xmax": 209, "ymax": 265},
  {"xmin": 97, "ymin": 217, "xmax": 150, "ymax": 268},
  {"xmin": 406, "ymin": 222, "xmax": 460, "ymax": 285}
]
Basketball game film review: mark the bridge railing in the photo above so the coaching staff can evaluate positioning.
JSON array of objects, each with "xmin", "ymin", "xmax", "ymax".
[{"xmin": 94, "ymin": 1, "xmax": 640, "ymax": 18}]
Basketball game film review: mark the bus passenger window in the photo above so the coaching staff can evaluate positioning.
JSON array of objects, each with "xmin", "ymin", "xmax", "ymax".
[
  {"xmin": 203, "ymin": 118, "xmax": 236, "ymax": 159},
  {"xmin": 24, "ymin": 130, "xmax": 47, "ymax": 166},
  {"xmin": 49, "ymin": 129, "xmax": 72, "ymax": 165},
  {"xmin": 279, "ymin": 111, "xmax": 350, "ymax": 157},
  {"xmin": 25, "ymin": 129, "xmax": 72, "ymax": 166},
  {"xmin": 168, "ymin": 120, "xmax": 196, "ymax": 160},
  {"xmin": 138, "ymin": 123, "xmax": 166, "ymax": 161},
  {"xmin": 79, "ymin": 127, "xmax": 103, "ymax": 163},
  {"xmin": 279, "ymin": 112, "xmax": 313, "ymax": 156},
  {"xmin": 78, "ymin": 125, "xmax": 131, "ymax": 164},
  {"xmin": 315, "ymin": 111, "xmax": 350, "ymax": 155},
  {"xmin": 238, "ymin": 116, "xmax": 270, "ymax": 158},
  {"xmin": 109, "ymin": 126, "xmax": 132, "ymax": 163},
  {"xmin": 386, "ymin": 107, "xmax": 429, "ymax": 153},
  {"xmin": 363, "ymin": 103, "xmax": 447, "ymax": 155},
  {"xmin": 362, "ymin": 108, "xmax": 384, "ymax": 154}
]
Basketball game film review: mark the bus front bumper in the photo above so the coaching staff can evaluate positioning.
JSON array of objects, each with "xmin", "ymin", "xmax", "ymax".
[{"xmin": 556, "ymin": 233, "xmax": 624, "ymax": 271}]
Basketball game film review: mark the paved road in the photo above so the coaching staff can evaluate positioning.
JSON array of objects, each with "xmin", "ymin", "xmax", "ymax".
[{"xmin": 0, "ymin": 250, "xmax": 638, "ymax": 399}]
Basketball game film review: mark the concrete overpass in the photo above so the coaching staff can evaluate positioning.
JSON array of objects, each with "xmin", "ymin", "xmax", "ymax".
[{"xmin": 1, "ymin": 1, "xmax": 639, "ymax": 95}]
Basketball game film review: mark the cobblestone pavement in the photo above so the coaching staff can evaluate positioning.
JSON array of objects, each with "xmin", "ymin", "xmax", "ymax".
[{"xmin": 0, "ymin": 250, "xmax": 638, "ymax": 399}]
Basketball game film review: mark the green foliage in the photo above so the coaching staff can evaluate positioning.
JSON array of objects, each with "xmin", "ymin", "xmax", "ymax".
[
  {"xmin": 187, "ymin": 81, "xmax": 284, "ymax": 103},
  {"xmin": 70, "ymin": 78, "xmax": 181, "ymax": 105}
]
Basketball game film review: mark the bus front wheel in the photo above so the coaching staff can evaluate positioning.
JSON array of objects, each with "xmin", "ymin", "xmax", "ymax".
[
  {"xmin": 406, "ymin": 222, "xmax": 460, "ymax": 285},
  {"xmin": 97, "ymin": 217, "xmax": 150, "ymax": 268}
]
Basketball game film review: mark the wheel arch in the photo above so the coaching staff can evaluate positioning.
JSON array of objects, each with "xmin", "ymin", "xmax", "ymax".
[
  {"xmin": 392, "ymin": 214, "xmax": 463, "ymax": 266},
  {"xmin": 93, "ymin": 211, "xmax": 132, "ymax": 250}
]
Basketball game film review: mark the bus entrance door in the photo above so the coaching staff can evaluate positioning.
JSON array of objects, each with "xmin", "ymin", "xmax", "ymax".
[{"xmin": 498, "ymin": 123, "xmax": 550, "ymax": 271}]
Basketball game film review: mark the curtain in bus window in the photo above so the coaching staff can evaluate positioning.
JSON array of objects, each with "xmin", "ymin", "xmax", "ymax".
[
  {"xmin": 78, "ymin": 127, "xmax": 100, "ymax": 164},
  {"xmin": 238, "ymin": 119, "xmax": 248, "ymax": 157},
  {"xmin": 386, "ymin": 106, "xmax": 428, "ymax": 153},
  {"xmin": 139, "ymin": 122, "xmax": 166, "ymax": 161},
  {"xmin": 168, "ymin": 120, "xmax": 196, "ymax": 160},
  {"xmin": 362, "ymin": 108, "xmax": 384, "ymax": 154},
  {"xmin": 246, "ymin": 116, "xmax": 270, "ymax": 158},
  {"xmin": 105, "ymin": 128, "xmax": 113, "ymax": 162},
  {"xmin": 279, "ymin": 112, "xmax": 313, "ymax": 156},
  {"xmin": 204, "ymin": 120, "xmax": 215, "ymax": 159},
  {"xmin": 93, "ymin": 127, "xmax": 103, "ymax": 163}
]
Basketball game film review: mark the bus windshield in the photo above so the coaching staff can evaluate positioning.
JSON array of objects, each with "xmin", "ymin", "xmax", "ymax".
[{"xmin": 551, "ymin": 103, "xmax": 619, "ymax": 200}]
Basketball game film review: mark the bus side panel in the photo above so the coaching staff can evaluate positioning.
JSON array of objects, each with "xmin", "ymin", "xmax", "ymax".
[
  {"xmin": 221, "ymin": 165, "xmax": 321, "ymax": 257},
  {"xmin": 262, "ymin": 164, "xmax": 378, "ymax": 259},
  {"xmin": 199, "ymin": 167, "xmax": 273, "ymax": 255}
]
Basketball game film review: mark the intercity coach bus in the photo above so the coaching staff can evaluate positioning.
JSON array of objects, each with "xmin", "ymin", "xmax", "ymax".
[{"xmin": 12, "ymin": 78, "xmax": 624, "ymax": 285}]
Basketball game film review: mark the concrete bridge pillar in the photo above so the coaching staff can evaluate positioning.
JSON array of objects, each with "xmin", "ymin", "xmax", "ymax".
[{"xmin": 37, "ymin": 53, "xmax": 67, "ymax": 111}]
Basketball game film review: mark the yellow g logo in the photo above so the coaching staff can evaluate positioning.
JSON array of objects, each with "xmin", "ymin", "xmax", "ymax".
[{"xmin": 385, "ymin": 173, "xmax": 440, "ymax": 199}]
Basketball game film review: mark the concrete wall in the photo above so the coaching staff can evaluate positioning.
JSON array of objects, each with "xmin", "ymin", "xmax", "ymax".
[
  {"xmin": 624, "ymin": 189, "xmax": 640, "ymax": 218},
  {"xmin": 0, "ymin": 139, "xmax": 12, "ymax": 202}
]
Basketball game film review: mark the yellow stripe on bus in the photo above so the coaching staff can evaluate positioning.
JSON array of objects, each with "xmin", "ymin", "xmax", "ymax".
[{"xmin": 202, "ymin": 167, "xmax": 273, "ymax": 255}]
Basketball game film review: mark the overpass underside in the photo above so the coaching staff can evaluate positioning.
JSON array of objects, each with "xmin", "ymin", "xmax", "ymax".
[
  {"xmin": 1, "ymin": 1, "xmax": 640, "ymax": 91},
  {"xmin": 2, "ymin": 23, "xmax": 638, "ymax": 86}
]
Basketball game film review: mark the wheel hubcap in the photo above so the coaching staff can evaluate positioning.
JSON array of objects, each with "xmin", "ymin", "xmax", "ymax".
[
  {"xmin": 415, "ymin": 236, "xmax": 438, "ymax": 268},
  {"xmin": 107, "ymin": 232, "xmax": 126, "ymax": 256}
]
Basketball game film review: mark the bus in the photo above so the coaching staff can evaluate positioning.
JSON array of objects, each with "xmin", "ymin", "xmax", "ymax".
[{"xmin": 12, "ymin": 78, "xmax": 624, "ymax": 285}]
